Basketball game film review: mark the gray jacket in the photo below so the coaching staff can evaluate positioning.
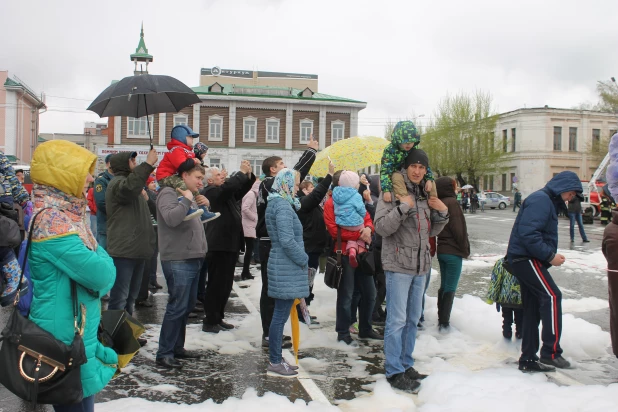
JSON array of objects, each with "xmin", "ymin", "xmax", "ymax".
[
  {"xmin": 374, "ymin": 176, "xmax": 449, "ymax": 276},
  {"xmin": 156, "ymin": 187, "xmax": 208, "ymax": 261}
]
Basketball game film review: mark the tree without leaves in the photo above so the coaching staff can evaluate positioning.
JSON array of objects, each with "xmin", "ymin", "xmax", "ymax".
[
  {"xmin": 596, "ymin": 79, "xmax": 618, "ymax": 113},
  {"xmin": 420, "ymin": 91, "xmax": 509, "ymax": 189}
]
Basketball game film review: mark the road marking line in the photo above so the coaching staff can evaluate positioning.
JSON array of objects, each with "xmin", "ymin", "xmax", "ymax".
[{"xmin": 232, "ymin": 282, "xmax": 332, "ymax": 405}]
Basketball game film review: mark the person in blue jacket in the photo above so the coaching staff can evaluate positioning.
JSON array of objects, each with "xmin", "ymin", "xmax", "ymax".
[
  {"xmin": 507, "ymin": 171, "xmax": 582, "ymax": 373},
  {"xmin": 94, "ymin": 154, "xmax": 114, "ymax": 249},
  {"xmin": 265, "ymin": 168, "xmax": 309, "ymax": 378}
]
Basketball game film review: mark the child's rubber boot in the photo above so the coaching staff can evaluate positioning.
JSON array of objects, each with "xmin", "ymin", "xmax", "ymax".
[
  {"xmin": 200, "ymin": 205, "xmax": 221, "ymax": 223},
  {"xmin": 179, "ymin": 196, "xmax": 204, "ymax": 221}
]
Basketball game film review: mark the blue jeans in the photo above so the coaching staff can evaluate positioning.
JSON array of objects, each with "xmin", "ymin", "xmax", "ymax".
[
  {"xmin": 336, "ymin": 255, "xmax": 376, "ymax": 339},
  {"xmin": 157, "ymin": 259, "xmax": 202, "ymax": 359},
  {"xmin": 269, "ymin": 298, "xmax": 295, "ymax": 364},
  {"xmin": 384, "ymin": 271, "xmax": 426, "ymax": 378},
  {"xmin": 568, "ymin": 212, "xmax": 588, "ymax": 241},
  {"xmin": 419, "ymin": 267, "xmax": 432, "ymax": 322},
  {"xmin": 438, "ymin": 254, "xmax": 463, "ymax": 293},
  {"xmin": 53, "ymin": 395, "xmax": 94, "ymax": 412},
  {"xmin": 97, "ymin": 232, "xmax": 107, "ymax": 250},
  {"xmin": 89, "ymin": 215, "xmax": 97, "ymax": 236},
  {"xmin": 108, "ymin": 257, "xmax": 146, "ymax": 315}
]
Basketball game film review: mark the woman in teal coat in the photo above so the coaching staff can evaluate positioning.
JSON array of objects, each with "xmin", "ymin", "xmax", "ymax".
[
  {"xmin": 265, "ymin": 168, "xmax": 309, "ymax": 378},
  {"xmin": 28, "ymin": 140, "xmax": 118, "ymax": 412}
]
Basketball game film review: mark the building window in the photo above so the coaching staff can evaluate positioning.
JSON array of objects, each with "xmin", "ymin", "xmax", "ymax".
[
  {"xmin": 592, "ymin": 128, "xmax": 601, "ymax": 151},
  {"xmin": 502, "ymin": 174, "xmax": 507, "ymax": 191},
  {"xmin": 248, "ymin": 159, "xmax": 263, "ymax": 176},
  {"xmin": 266, "ymin": 118, "xmax": 280, "ymax": 143},
  {"xmin": 300, "ymin": 120, "xmax": 313, "ymax": 143},
  {"xmin": 502, "ymin": 130, "xmax": 507, "ymax": 152},
  {"xmin": 332, "ymin": 121, "xmax": 345, "ymax": 144},
  {"xmin": 127, "ymin": 116, "xmax": 154, "ymax": 139},
  {"xmin": 243, "ymin": 117, "xmax": 257, "ymax": 142},
  {"xmin": 610, "ymin": 129, "xmax": 617, "ymax": 138},
  {"xmin": 553, "ymin": 126, "xmax": 562, "ymax": 151},
  {"xmin": 511, "ymin": 128, "xmax": 516, "ymax": 152},
  {"xmin": 209, "ymin": 115, "xmax": 223, "ymax": 141},
  {"xmin": 173, "ymin": 114, "xmax": 188, "ymax": 127},
  {"xmin": 210, "ymin": 158, "xmax": 221, "ymax": 168},
  {"xmin": 569, "ymin": 127, "xmax": 577, "ymax": 151},
  {"xmin": 489, "ymin": 176, "xmax": 494, "ymax": 191}
]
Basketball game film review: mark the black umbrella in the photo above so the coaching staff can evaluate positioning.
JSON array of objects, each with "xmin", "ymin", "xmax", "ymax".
[{"xmin": 87, "ymin": 74, "xmax": 201, "ymax": 147}]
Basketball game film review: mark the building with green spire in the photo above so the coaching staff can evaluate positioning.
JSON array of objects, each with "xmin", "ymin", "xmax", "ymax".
[{"xmin": 130, "ymin": 23, "xmax": 153, "ymax": 75}]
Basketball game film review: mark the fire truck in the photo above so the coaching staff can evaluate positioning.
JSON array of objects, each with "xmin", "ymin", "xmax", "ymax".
[{"xmin": 582, "ymin": 152, "xmax": 610, "ymax": 216}]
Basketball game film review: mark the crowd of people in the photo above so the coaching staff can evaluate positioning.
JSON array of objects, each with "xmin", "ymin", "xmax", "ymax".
[{"xmin": 2, "ymin": 122, "xmax": 618, "ymax": 410}]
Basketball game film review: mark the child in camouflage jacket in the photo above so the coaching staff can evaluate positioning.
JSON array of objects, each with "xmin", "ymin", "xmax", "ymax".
[{"xmin": 380, "ymin": 121, "xmax": 436, "ymax": 202}]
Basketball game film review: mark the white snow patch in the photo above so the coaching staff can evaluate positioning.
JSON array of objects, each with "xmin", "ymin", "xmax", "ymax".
[
  {"xmin": 563, "ymin": 297, "xmax": 608, "ymax": 313},
  {"xmin": 149, "ymin": 384, "xmax": 181, "ymax": 393}
]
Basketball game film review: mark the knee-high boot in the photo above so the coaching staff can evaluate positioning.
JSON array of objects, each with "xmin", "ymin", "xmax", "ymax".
[{"xmin": 439, "ymin": 291, "xmax": 455, "ymax": 330}]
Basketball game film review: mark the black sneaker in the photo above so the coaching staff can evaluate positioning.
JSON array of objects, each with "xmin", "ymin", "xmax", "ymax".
[
  {"xmin": 283, "ymin": 335, "xmax": 292, "ymax": 341},
  {"xmin": 540, "ymin": 356, "xmax": 571, "ymax": 369},
  {"xmin": 338, "ymin": 336, "xmax": 359, "ymax": 347},
  {"xmin": 261, "ymin": 337, "xmax": 292, "ymax": 349},
  {"xmin": 174, "ymin": 350, "xmax": 202, "ymax": 359},
  {"xmin": 518, "ymin": 361, "xmax": 556, "ymax": 373},
  {"xmin": 202, "ymin": 324, "xmax": 224, "ymax": 334},
  {"xmin": 405, "ymin": 367, "xmax": 428, "ymax": 380},
  {"xmin": 387, "ymin": 373, "xmax": 421, "ymax": 393},
  {"xmin": 135, "ymin": 300, "xmax": 153, "ymax": 308},
  {"xmin": 583, "ymin": 239, "xmax": 590, "ymax": 243},
  {"xmin": 219, "ymin": 320, "xmax": 235, "ymax": 330},
  {"xmin": 358, "ymin": 329, "xmax": 384, "ymax": 340},
  {"xmin": 156, "ymin": 357, "xmax": 183, "ymax": 369}
]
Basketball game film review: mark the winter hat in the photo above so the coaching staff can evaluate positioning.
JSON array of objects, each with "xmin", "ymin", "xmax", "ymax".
[
  {"xmin": 171, "ymin": 125, "xmax": 199, "ymax": 145},
  {"xmin": 339, "ymin": 171, "xmax": 360, "ymax": 188},
  {"xmin": 404, "ymin": 149, "xmax": 429, "ymax": 169},
  {"xmin": 104, "ymin": 154, "xmax": 113, "ymax": 164},
  {"xmin": 194, "ymin": 142, "xmax": 208, "ymax": 159},
  {"xmin": 391, "ymin": 121, "xmax": 421, "ymax": 145},
  {"xmin": 146, "ymin": 175, "xmax": 155, "ymax": 185}
]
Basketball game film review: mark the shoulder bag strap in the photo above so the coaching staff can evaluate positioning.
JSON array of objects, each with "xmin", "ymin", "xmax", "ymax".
[
  {"xmin": 336, "ymin": 227, "xmax": 342, "ymax": 266},
  {"xmin": 13, "ymin": 207, "xmax": 50, "ymax": 306}
]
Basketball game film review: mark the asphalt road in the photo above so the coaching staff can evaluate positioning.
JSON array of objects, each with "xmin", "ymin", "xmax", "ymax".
[{"xmin": 1, "ymin": 208, "xmax": 615, "ymax": 411}]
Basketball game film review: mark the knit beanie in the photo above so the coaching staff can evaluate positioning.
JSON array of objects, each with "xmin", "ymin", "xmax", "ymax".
[
  {"xmin": 404, "ymin": 149, "xmax": 429, "ymax": 169},
  {"xmin": 339, "ymin": 171, "xmax": 360, "ymax": 188}
]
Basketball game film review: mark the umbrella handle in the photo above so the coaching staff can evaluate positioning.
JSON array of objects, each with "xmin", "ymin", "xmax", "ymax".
[{"xmin": 143, "ymin": 94, "xmax": 153, "ymax": 149}]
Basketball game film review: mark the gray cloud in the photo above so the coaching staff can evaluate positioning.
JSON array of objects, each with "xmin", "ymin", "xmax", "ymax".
[{"xmin": 1, "ymin": 0, "xmax": 616, "ymax": 137}]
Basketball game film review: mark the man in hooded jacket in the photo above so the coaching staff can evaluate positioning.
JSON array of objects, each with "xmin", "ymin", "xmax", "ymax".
[
  {"xmin": 105, "ymin": 150, "xmax": 157, "ymax": 316},
  {"xmin": 507, "ymin": 171, "xmax": 582, "ymax": 372}
]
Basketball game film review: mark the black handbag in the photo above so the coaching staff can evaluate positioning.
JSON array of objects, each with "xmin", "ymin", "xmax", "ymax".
[
  {"xmin": 358, "ymin": 245, "xmax": 376, "ymax": 276},
  {"xmin": 0, "ymin": 208, "xmax": 87, "ymax": 407},
  {"xmin": 324, "ymin": 227, "xmax": 343, "ymax": 289}
]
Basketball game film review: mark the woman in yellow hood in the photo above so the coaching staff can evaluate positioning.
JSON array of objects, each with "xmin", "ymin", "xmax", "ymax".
[{"xmin": 28, "ymin": 140, "xmax": 118, "ymax": 411}]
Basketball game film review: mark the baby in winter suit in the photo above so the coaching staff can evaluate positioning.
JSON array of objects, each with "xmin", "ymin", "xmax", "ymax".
[
  {"xmin": 380, "ymin": 120, "xmax": 437, "ymax": 203},
  {"xmin": 332, "ymin": 171, "xmax": 367, "ymax": 268}
]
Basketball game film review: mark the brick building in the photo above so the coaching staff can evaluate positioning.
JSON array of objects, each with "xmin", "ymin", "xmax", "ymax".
[{"xmin": 103, "ymin": 28, "xmax": 366, "ymax": 174}]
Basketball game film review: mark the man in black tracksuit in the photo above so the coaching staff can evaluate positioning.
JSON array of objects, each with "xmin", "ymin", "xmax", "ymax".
[
  {"xmin": 507, "ymin": 171, "xmax": 583, "ymax": 372},
  {"xmin": 256, "ymin": 140, "xmax": 317, "ymax": 346},
  {"xmin": 202, "ymin": 161, "xmax": 256, "ymax": 333}
]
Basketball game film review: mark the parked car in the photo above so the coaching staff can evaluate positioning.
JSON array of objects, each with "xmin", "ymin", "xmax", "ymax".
[{"xmin": 479, "ymin": 191, "xmax": 511, "ymax": 209}]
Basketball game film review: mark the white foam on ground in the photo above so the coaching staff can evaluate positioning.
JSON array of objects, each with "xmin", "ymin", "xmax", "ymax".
[{"xmin": 563, "ymin": 297, "xmax": 609, "ymax": 313}]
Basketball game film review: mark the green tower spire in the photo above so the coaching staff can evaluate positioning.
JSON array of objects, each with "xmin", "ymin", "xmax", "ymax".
[{"xmin": 130, "ymin": 22, "xmax": 153, "ymax": 75}]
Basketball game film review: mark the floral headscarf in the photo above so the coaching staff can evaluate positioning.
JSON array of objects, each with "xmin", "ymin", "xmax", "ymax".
[{"xmin": 267, "ymin": 168, "xmax": 301, "ymax": 210}]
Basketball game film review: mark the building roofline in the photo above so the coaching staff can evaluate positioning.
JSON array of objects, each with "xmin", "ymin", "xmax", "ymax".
[
  {"xmin": 499, "ymin": 106, "xmax": 618, "ymax": 118},
  {"xmin": 4, "ymin": 77, "xmax": 46, "ymax": 109},
  {"xmin": 194, "ymin": 92, "xmax": 367, "ymax": 109}
]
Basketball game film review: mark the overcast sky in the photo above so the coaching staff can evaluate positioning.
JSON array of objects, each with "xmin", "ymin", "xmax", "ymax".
[{"xmin": 2, "ymin": 0, "xmax": 617, "ymax": 137}]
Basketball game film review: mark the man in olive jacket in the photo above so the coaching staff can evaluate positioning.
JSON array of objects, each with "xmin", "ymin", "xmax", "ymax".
[{"xmin": 106, "ymin": 149, "xmax": 158, "ymax": 315}]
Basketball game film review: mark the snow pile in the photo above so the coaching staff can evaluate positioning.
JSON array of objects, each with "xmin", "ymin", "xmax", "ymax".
[{"xmin": 562, "ymin": 297, "xmax": 608, "ymax": 313}]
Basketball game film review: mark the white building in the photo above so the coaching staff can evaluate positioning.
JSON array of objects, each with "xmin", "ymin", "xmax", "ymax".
[{"xmin": 483, "ymin": 107, "xmax": 617, "ymax": 196}]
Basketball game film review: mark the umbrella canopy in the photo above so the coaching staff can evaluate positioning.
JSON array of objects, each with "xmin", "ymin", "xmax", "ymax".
[
  {"xmin": 100, "ymin": 310, "xmax": 145, "ymax": 371},
  {"xmin": 87, "ymin": 74, "xmax": 201, "ymax": 146},
  {"xmin": 461, "ymin": 184, "xmax": 474, "ymax": 190},
  {"xmin": 309, "ymin": 136, "xmax": 388, "ymax": 177}
]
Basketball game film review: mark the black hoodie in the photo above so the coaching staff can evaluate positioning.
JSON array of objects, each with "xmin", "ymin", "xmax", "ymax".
[
  {"xmin": 105, "ymin": 152, "xmax": 156, "ymax": 259},
  {"xmin": 435, "ymin": 177, "xmax": 470, "ymax": 258}
]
